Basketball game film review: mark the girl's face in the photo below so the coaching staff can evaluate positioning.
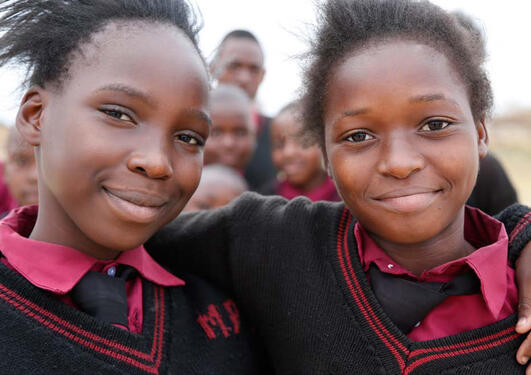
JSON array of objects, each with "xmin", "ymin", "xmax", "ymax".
[
  {"xmin": 324, "ymin": 41, "xmax": 487, "ymax": 245},
  {"xmin": 271, "ymin": 111, "xmax": 325, "ymax": 190},
  {"xmin": 18, "ymin": 23, "xmax": 210, "ymax": 259}
]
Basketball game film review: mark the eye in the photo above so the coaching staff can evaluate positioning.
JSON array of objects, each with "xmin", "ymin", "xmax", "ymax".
[
  {"xmin": 176, "ymin": 133, "xmax": 204, "ymax": 146},
  {"xmin": 101, "ymin": 108, "xmax": 133, "ymax": 122},
  {"xmin": 346, "ymin": 131, "xmax": 374, "ymax": 143},
  {"xmin": 420, "ymin": 120, "xmax": 451, "ymax": 132}
]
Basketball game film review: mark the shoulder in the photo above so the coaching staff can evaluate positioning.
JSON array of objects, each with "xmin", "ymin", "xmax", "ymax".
[{"xmin": 229, "ymin": 192, "xmax": 346, "ymax": 230}]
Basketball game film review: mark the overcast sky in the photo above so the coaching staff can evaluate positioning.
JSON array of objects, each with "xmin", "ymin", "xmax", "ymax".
[{"xmin": 1, "ymin": 0, "xmax": 530, "ymax": 124}]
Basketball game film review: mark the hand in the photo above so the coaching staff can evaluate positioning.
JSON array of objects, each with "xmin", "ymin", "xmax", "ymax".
[{"xmin": 515, "ymin": 241, "xmax": 531, "ymax": 373}]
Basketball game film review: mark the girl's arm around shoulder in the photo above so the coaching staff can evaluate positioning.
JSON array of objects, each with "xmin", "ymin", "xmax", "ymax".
[
  {"xmin": 495, "ymin": 203, "xmax": 531, "ymax": 368},
  {"xmin": 145, "ymin": 192, "xmax": 308, "ymax": 290}
]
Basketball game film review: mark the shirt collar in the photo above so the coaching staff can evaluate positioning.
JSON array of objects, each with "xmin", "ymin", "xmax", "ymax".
[
  {"xmin": 355, "ymin": 206, "xmax": 509, "ymax": 319},
  {"xmin": 0, "ymin": 205, "xmax": 184, "ymax": 294}
]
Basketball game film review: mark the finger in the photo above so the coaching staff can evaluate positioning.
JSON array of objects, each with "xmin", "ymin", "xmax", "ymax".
[
  {"xmin": 517, "ymin": 333, "xmax": 531, "ymax": 366},
  {"xmin": 517, "ymin": 300, "xmax": 531, "ymax": 334}
]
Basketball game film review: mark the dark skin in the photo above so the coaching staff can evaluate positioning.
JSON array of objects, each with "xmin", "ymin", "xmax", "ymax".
[
  {"xmin": 3, "ymin": 127, "xmax": 38, "ymax": 206},
  {"xmin": 204, "ymin": 97, "xmax": 256, "ymax": 171},
  {"xmin": 271, "ymin": 109, "xmax": 327, "ymax": 191},
  {"xmin": 211, "ymin": 37, "xmax": 265, "ymax": 100},
  {"xmin": 16, "ymin": 22, "xmax": 210, "ymax": 260},
  {"xmin": 322, "ymin": 40, "xmax": 531, "ymax": 366}
]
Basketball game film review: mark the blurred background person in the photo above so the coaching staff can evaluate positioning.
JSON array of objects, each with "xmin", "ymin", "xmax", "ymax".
[
  {"xmin": 261, "ymin": 102, "xmax": 340, "ymax": 202},
  {"xmin": 0, "ymin": 126, "xmax": 38, "ymax": 214},
  {"xmin": 210, "ymin": 29, "xmax": 276, "ymax": 190},
  {"xmin": 184, "ymin": 164, "xmax": 248, "ymax": 212},
  {"xmin": 204, "ymin": 84, "xmax": 256, "ymax": 176}
]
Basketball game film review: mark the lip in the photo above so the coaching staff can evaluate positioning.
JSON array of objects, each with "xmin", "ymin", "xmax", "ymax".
[
  {"xmin": 102, "ymin": 186, "xmax": 168, "ymax": 224},
  {"xmin": 372, "ymin": 187, "xmax": 442, "ymax": 213}
]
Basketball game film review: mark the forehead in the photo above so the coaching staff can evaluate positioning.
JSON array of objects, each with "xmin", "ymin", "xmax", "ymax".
[
  {"xmin": 219, "ymin": 37, "xmax": 264, "ymax": 66},
  {"xmin": 325, "ymin": 41, "xmax": 469, "ymax": 122},
  {"xmin": 64, "ymin": 22, "xmax": 209, "ymax": 105},
  {"xmin": 210, "ymin": 97, "xmax": 251, "ymax": 120},
  {"xmin": 272, "ymin": 111, "xmax": 301, "ymax": 135}
]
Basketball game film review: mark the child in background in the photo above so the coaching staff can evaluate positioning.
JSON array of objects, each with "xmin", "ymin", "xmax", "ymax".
[
  {"xmin": 184, "ymin": 164, "xmax": 248, "ymax": 211},
  {"xmin": 261, "ymin": 101, "xmax": 340, "ymax": 201},
  {"xmin": 0, "ymin": 1, "xmax": 266, "ymax": 373},
  {"xmin": 204, "ymin": 84, "xmax": 256, "ymax": 176},
  {"xmin": 147, "ymin": 0, "xmax": 531, "ymax": 373},
  {"xmin": 3, "ymin": 126, "xmax": 38, "ymax": 208}
]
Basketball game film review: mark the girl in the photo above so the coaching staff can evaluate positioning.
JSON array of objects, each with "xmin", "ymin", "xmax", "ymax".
[
  {"xmin": 147, "ymin": 0, "xmax": 531, "ymax": 373},
  {"xmin": 0, "ymin": 1, "xmax": 266, "ymax": 373},
  {"xmin": 261, "ymin": 101, "xmax": 340, "ymax": 201}
]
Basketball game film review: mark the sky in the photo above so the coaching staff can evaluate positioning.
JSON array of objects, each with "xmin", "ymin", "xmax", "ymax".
[{"xmin": 1, "ymin": 0, "xmax": 531, "ymax": 124}]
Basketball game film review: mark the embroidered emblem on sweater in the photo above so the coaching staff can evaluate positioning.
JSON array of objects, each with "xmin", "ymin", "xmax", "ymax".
[
  {"xmin": 197, "ymin": 299, "xmax": 241, "ymax": 339},
  {"xmin": 0, "ymin": 283, "xmax": 166, "ymax": 374}
]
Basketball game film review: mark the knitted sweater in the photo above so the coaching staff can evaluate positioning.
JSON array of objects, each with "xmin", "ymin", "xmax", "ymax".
[
  {"xmin": 0, "ymin": 264, "xmax": 269, "ymax": 374},
  {"xmin": 147, "ymin": 193, "xmax": 531, "ymax": 374}
]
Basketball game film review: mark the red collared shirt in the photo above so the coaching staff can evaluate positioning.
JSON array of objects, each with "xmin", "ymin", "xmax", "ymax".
[
  {"xmin": 276, "ymin": 177, "xmax": 341, "ymax": 202},
  {"xmin": 355, "ymin": 206, "xmax": 518, "ymax": 341},
  {"xmin": 0, "ymin": 205, "xmax": 184, "ymax": 334}
]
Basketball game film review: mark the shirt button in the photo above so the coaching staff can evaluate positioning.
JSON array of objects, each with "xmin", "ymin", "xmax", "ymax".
[
  {"xmin": 107, "ymin": 266, "xmax": 117, "ymax": 277},
  {"xmin": 387, "ymin": 264, "xmax": 394, "ymax": 270},
  {"xmin": 414, "ymin": 321, "xmax": 421, "ymax": 328}
]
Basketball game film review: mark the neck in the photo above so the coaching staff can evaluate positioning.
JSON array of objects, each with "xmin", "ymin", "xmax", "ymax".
[
  {"xmin": 30, "ymin": 194, "xmax": 120, "ymax": 260},
  {"xmin": 369, "ymin": 210, "xmax": 475, "ymax": 276}
]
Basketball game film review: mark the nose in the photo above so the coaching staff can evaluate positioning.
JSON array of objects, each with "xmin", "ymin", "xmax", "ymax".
[
  {"xmin": 282, "ymin": 140, "xmax": 298, "ymax": 159},
  {"xmin": 219, "ymin": 133, "xmax": 237, "ymax": 148},
  {"xmin": 234, "ymin": 68, "xmax": 252, "ymax": 87},
  {"xmin": 126, "ymin": 133, "xmax": 173, "ymax": 179},
  {"xmin": 377, "ymin": 133, "xmax": 425, "ymax": 179}
]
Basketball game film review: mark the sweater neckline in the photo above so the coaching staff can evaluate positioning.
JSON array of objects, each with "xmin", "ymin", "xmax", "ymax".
[
  {"xmin": 0, "ymin": 261, "xmax": 167, "ymax": 374},
  {"xmin": 330, "ymin": 207, "xmax": 523, "ymax": 375}
]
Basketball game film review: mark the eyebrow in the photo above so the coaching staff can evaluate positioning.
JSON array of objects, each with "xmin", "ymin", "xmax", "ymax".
[
  {"xmin": 409, "ymin": 94, "xmax": 460, "ymax": 108},
  {"xmin": 184, "ymin": 108, "xmax": 212, "ymax": 127},
  {"xmin": 95, "ymin": 83, "xmax": 156, "ymax": 107},
  {"xmin": 332, "ymin": 108, "xmax": 370, "ymax": 126}
]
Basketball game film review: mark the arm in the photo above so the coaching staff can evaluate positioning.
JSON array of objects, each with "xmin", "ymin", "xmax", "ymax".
[
  {"xmin": 146, "ymin": 201, "xmax": 234, "ymax": 291},
  {"xmin": 495, "ymin": 203, "xmax": 531, "ymax": 369}
]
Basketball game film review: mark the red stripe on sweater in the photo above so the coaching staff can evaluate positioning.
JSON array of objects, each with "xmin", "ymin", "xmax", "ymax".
[
  {"xmin": 404, "ymin": 332, "xmax": 520, "ymax": 375},
  {"xmin": 0, "ymin": 283, "xmax": 165, "ymax": 374},
  {"xmin": 0, "ymin": 283, "xmax": 158, "ymax": 361},
  {"xmin": 409, "ymin": 326, "xmax": 516, "ymax": 358},
  {"xmin": 336, "ymin": 209, "xmax": 407, "ymax": 370},
  {"xmin": 509, "ymin": 212, "xmax": 531, "ymax": 243}
]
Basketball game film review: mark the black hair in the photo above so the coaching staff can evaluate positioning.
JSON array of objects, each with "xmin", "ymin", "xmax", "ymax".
[
  {"xmin": 301, "ymin": 0, "xmax": 493, "ymax": 149},
  {"xmin": 0, "ymin": 0, "xmax": 202, "ymax": 89},
  {"xmin": 221, "ymin": 29, "xmax": 260, "ymax": 45}
]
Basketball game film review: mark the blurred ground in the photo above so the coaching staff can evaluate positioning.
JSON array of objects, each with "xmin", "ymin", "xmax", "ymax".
[
  {"xmin": 490, "ymin": 110, "xmax": 531, "ymax": 207},
  {"xmin": 0, "ymin": 112, "xmax": 529, "ymax": 206}
]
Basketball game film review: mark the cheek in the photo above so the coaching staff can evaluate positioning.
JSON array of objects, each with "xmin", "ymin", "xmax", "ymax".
[{"xmin": 174, "ymin": 153, "xmax": 203, "ymax": 197}]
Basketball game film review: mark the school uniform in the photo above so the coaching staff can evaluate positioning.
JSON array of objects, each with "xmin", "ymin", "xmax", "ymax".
[
  {"xmin": 0, "ymin": 205, "xmax": 269, "ymax": 374},
  {"xmin": 147, "ymin": 193, "xmax": 531, "ymax": 374},
  {"xmin": 260, "ymin": 176, "xmax": 341, "ymax": 202}
]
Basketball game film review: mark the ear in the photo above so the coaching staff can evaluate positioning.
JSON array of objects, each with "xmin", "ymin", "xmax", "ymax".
[
  {"xmin": 16, "ymin": 87, "xmax": 46, "ymax": 146},
  {"xmin": 475, "ymin": 120, "xmax": 488, "ymax": 159},
  {"xmin": 257, "ymin": 67, "xmax": 265, "ymax": 86}
]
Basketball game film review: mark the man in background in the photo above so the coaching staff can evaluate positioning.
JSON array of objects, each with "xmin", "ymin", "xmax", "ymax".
[{"xmin": 210, "ymin": 29, "xmax": 277, "ymax": 190}]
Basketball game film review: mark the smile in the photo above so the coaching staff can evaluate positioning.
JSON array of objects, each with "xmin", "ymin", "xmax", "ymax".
[
  {"xmin": 102, "ymin": 186, "xmax": 167, "ymax": 224},
  {"xmin": 372, "ymin": 188, "xmax": 442, "ymax": 214}
]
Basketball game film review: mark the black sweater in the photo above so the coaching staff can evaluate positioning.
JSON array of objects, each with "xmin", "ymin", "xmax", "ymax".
[
  {"xmin": 147, "ymin": 193, "xmax": 531, "ymax": 374},
  {"xmin": 0, "ymin": 264, "xmax": 269, "ymax": 374}
]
